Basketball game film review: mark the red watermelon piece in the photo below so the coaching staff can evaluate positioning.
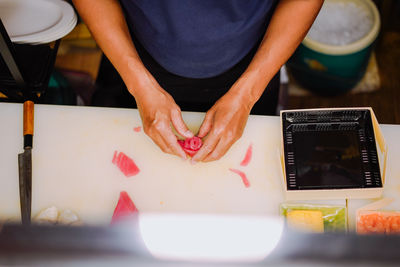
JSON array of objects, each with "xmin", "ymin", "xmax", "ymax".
[
  {"xmin": 111, "ymin": 191, "xmax": 138, "ymax": 224},
  {"xmin": 178, "ymin": 136, "xmax": 202, "ymax": 157},
  {"xmin": 112, "ymin": 151, "xmax": 140, "ymax": 177}
]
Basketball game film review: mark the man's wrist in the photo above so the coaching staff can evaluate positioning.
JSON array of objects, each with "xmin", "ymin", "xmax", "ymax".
[
  {"xmin": 121, "ymin": 56, "xmax": 156, "ymax": 98},
  {"xmin": 231, "ymin": 68, "xmax": 272, "ymax": 109}
]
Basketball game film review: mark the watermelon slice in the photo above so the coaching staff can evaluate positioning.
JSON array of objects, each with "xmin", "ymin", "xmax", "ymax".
[
  {"xmin": 111, "ymin": 191, "xmax": 138, "ymax": 224},
  {"xmin": 229, "ymin": 168, "xmax": 250, "ymax": 188},
  {"xmin": 240, "ymin": 143, "xmax": 253, "ymax": 167},
  {"xmin": 112, "ymin": 151, "xmax": 140, "ymax": 177},
  {"xmin": 178, "ymin": 136, "xmax": 202, "ymax": 157}
]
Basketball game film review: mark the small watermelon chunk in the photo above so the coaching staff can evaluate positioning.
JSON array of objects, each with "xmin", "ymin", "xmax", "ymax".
[
  {"xmin": 112, "ymin": 151, "xmax": 140, "ymax": 177},
  {"xmin": 111, "ymin": 191, "xmax": 138, "ymax": 224},
  {"xmin": 178, "ymin": 136, "xmax": 202, "ymax": 157}
]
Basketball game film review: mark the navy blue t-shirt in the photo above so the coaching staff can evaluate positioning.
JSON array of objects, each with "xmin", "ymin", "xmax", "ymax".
[{"xmin": 120, "ymin": 0, "xmax": 277, "ymax": 78}]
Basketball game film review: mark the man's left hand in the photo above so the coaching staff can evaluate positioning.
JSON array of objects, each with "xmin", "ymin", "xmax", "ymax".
[{"xmin": 191, "ymin": 91, "xmax": 252, "ymax": 163}]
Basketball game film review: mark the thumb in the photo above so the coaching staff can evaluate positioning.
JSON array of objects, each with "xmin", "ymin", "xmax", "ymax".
[
  {"xmin": 171, "ymin": 109, "xmax": 193, "ymax": 138},
  {"xmin": 197, "ymin": 111, "xmax": 214, "ymax": 138}
]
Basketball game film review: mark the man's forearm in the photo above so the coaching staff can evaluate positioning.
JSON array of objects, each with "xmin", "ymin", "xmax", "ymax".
[
  {"xmin": 232, "ymin": 0, "xmax": 324, "ymax": 107},
  {"xmin": 72, "ymin": 0, "xmax": 153, "ymax": 99}
]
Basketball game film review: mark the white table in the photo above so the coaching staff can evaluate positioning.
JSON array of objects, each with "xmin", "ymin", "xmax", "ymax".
[{"xmin": 0, "ymin": 103, "xmax": 398, "ymax": 230}]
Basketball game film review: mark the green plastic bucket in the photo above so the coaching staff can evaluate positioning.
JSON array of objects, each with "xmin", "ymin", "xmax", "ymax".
[{"xmin": 287, "ymin": 0, "xmax": 380, "ymax": 95}]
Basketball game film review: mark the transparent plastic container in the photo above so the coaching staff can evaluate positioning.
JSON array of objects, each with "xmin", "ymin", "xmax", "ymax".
[{"xmin": 280, "ymin": 203, "xmax": 347, "ymax": 233}]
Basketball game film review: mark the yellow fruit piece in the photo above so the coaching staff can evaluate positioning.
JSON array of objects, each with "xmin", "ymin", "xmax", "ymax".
[{"xmin": 287, "ymin": 210, "xmax": 324, "ymax": 233}]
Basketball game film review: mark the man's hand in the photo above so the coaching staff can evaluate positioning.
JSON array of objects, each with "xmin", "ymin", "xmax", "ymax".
[
  {"xmin": 191, "ymin": 90, "xmax": 252, "ymax": 163},
  {"xmin": 72, "ymin": 0, "xmax": 192, "ymax": 160},
  {"xmin": 190, "ymin": 0, "xmax": 323, "ymax": 163},
  {"xmin": 135, "ymin": 81, "xmax": 194, "ymax": 160}
]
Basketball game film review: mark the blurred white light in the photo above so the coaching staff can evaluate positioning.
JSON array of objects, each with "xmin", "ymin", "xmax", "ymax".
[{"xmin": 138, "ymin": 214, "xmax": 284, "ymax": 262}]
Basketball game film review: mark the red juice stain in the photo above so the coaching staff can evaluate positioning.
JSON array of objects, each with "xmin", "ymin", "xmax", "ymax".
[
  {"xmin": 229, "ymin": 168, "xmax": 250, "ymax": 188},
  {"xmin": 133, "ymin": 126, "xmax": 141, "ymax": 132},
  {"xmin": 240, "ymin": 143, "xmax": 253, "ymax": 167}
]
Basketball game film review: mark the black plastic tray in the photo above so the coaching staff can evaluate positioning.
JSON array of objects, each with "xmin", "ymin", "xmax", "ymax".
[{"xmin": 282, "ymin": 109, "xmax": 382, "ymax": 191}]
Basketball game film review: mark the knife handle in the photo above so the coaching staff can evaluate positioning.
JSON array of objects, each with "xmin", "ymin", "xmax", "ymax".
[{"xmin": 23, "ymin": 100, "xmax": 34, "ymax": 148}]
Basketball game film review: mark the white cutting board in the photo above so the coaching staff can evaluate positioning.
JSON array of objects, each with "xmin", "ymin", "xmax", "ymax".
[
  {"xmin": 0, "ymin": 103, "xmax": 23, "ymax": 222},
  {"xmin": 0, "ymin": 103, "xmax": 286, "ymax": 225}
]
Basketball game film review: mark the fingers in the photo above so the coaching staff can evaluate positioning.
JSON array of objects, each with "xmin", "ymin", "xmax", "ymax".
[
  {"xmin": 202, "ymin": 137, "xmax": 234, "ymax": 162},
  {"xmin": 191, "ymin": 130, "xmax": 219, "ymax": 163},
  {"xmin": 159, "ymin": 128, "xmax": 188, "ymax": 160},
  {"xmin": 197, "ymin": 111, "xmax": 214, "ymax": 138},
  {"xmin": 194, "ymin": 128, "xmax": 237, "ymax": 162},
  {"xmin": 136, "ymin": 89, "xmax": 190, "ymax": 159},
  {"xmin": 146, "ymin": 120, "xmax": 187, "ymax": 160},
  {"xmin": 150, "ymin": 132, "xmax": 173, "ymax": 155},
  {"xmin": 171, "ymin": 109, "xmax": 193, "ymax": 138}
]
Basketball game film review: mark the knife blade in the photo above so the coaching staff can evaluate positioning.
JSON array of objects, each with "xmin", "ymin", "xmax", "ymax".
[
  {"xmin": 18, "ymin": 148, "xmax": 32, "ymax": 224},
  {"xmin": 18, "ymin": 100, "xmax": 34, "ymax": 225}
]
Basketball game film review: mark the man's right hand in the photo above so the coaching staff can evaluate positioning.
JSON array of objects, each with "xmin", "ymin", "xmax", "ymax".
[
  {"xmin": 72, "ymin": 0, "xmax": 193, "ymax": 159},
  {"xmin": 134, "ymin": 80, "xmax": 194, "ymax": 160}
]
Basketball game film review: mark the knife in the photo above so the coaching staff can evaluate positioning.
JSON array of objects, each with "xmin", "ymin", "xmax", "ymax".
[{"xmin": 18, "ymin": 100, "xmax": 34, "ymax": 225}]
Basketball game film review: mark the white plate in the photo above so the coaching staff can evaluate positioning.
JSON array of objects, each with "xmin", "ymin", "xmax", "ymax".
[
  {"xmin": 31, "ymin": 16, "xmax": 77, "ymax": 44},
  {"xmin": 16, "ymin": 1, "xmax": 77, "ymax": 44},
  {"xmin": 24, "ymin": 13, "xmax": 77, "ymax": 44},
  {"xmin": 0, "ymin": 0, "xmax": 77, "ymax": 44},
  {"xmin": 27, "ymin": 16, "xmax": 77, "ymax": 44}
]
